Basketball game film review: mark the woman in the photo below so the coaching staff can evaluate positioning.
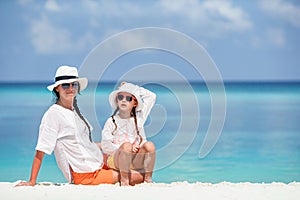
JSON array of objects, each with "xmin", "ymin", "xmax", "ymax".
[
  {"xmin": 17, "ymin": 66, "xmax": 143, "ymax": 186},
  {"xmin": 101, "ymin": 82, "xmax": 156, "ymax": 186}
]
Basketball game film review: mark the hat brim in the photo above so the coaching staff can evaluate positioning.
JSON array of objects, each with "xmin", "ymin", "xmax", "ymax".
[{"xmin": 47, "ymin": 77, "xmax": 88, "ymax": 92}]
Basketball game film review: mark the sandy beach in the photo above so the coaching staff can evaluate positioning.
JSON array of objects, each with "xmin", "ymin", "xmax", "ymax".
[{"xmin": 1, "ymin": 181, "xmax": 299, "ymax": 200}]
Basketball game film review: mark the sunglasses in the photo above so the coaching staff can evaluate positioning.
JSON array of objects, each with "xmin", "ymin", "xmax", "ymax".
[
  {"xmin": 61, "ymin": 82, "xmax": 79, "ymax": 90},
  {"xmin": 117, "ymin": 94, "xmax": 133, "ymax": 102}
]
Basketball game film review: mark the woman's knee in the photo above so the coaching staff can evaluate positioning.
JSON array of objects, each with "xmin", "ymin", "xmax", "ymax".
[{"xmin": 110, "ymin": 169, "xmax": 120, "ymax": 183}]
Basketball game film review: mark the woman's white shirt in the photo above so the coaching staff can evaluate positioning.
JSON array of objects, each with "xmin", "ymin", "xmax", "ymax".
[{"xmin": 35, "ymin": 104, "xmax": 103, "ymax": 182}]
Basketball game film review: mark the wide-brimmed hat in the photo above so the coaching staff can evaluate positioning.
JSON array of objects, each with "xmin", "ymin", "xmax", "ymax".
[
  {"xmin": 47, "ymin": 65, "xmax": 88, "ymax": 91},
  {"xmin": 109, "ymin": 83, "xmax": 143, "ymax": 111}
]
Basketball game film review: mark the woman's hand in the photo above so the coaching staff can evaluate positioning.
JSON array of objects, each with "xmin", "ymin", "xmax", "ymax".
[
  {"xmin": 15, "ymin": 181, "xmax": 35, "ymax": 187},
  {"xmin": 15, "ymin": 150, "xmax": 44, "ymax": 187}
]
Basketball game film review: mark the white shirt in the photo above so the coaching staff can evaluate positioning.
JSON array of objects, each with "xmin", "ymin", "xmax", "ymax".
[
  {"xmin": 101, "ymin": 86, "xmax": 156, "ymax": 155},
  {"xmin": 35, "ymin": 104, "xmax": 103, "ymax": 183}
]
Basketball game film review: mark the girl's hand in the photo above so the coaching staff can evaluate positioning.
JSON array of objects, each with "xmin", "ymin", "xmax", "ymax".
[
  {"xmin": 131, "ymin": 143, "xmax": 140, "ymax": 153},
  {"xmin": 119, "ymin": 82, "xmax": 127, "ymax": 88}
]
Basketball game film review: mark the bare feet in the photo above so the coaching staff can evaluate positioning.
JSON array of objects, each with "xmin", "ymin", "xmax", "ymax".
[
  {"xmin": 15, "ymin": 181, "xmax": 35, "ymax": 187},
  {"xmin": 144, "ymin": 174, "xmax": 153, "ymax": 183},
  {"xmin": 120, "ymin": 181, "xmax": 130, "ymax": 186},
  {"xmin": 120, "ymin": 171, "xmax": 130, "ymax": 186}
]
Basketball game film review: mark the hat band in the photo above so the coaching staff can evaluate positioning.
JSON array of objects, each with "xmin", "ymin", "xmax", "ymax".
[{"xmin": 55, "ymin": 75, "xmax": 78, "ymax": 82}]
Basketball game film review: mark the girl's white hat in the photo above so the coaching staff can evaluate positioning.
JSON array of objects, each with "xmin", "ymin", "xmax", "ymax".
[
  {"xmin": 109, "ymin": 83, "xmax": 143, "ymax": 111},
  {"xmin": 47, "ymin": 65, "xmax": 88, "ymax": 91}
]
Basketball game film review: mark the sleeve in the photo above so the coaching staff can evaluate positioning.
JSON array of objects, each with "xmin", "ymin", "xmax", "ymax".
[
  {"xmin": 138, "ymin": 86, "xmax": 156, "ymax": 125},
  {"xmin": 138, "ymin": 127, "xmax": 147, "ymax": 146},
  {"xmin": 35, "ymin": 108, "xmax": 60, "ymax": 155},
  {"xmin": 101, "ymin": 118, "xmax": 120, "ymax": 155}
]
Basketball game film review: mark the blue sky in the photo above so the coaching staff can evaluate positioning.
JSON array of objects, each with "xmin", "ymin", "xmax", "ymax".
[{"xmin": 0, "ymin": 0, "xmax": 300, "ymax": 82}]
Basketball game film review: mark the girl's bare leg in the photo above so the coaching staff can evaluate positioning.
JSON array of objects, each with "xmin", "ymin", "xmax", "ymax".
[
  {"xmin": 143, "ymin": 142, "xmax": 156, "ymax": 183},
  {"xmin": 129, "ymin": 170, "xmax": 144, "ymax": 186},
  {"xmin": 132, "ymin": 141, "xmax": 156, "ymax": 183},
  {"xmin": 114, "ymin": 142, "xmax": 132, "ymax": 186},
  {"xmin": 114, "ymin": 142, "xmax": 156, "ymax": 185}
]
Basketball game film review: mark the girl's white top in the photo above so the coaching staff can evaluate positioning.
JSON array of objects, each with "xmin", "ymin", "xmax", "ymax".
[
  {"xmin": 35, "ymin": 104, "xmax": 103, "ymax": 183},
  {"xmin": 101, "ymin": 85, "xmax": 156, "ymax": 155}
]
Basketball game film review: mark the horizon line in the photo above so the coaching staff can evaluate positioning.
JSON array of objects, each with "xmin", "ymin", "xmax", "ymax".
[{"xmin": 0, "ymin": 80, "xmax": 300, "ymax": 85}]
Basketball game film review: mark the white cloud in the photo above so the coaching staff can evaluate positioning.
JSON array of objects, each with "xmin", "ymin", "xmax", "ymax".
[
  {"xmin": 29, "ymin": 15, "xmax": 72, "ymax": 54},
  {"xmin": 158, "ymin": 0, "xmax": 253, "ymax": 37},
  {"xmin": 29, "ymin": 15, "xmax": 96, "ymax": 55},
  {"xmin": 81, "ymin": 0, "xmax": 145, "ymax": 19},
  {"xmin": 24, "ymin": 0, "xmax": 255, "ymax": 55},
  {"xmin": 45, "ymin": 0, "xmax": 61, "ymax": 12},
  {"xmin": 81, "ymin": 0, "xmax": 253, "ymax": 38},
  {"xmin": 259, "ymin": 0, "xmax": 300, "ymax": 27}
]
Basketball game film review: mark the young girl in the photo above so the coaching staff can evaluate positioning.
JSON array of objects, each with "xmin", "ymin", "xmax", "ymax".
[{"xmin": 101, "ymin": 82, "xmax": 156, "ymax": 186}]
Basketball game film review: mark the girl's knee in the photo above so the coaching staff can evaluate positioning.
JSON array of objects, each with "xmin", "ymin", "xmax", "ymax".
[
  {"xmin": 119, "ymin": 142, "xmax": 132, "ymax": 152},
  {"xmin": 143, "ymin": 141, "xmax": 156, "ymax": 152}
]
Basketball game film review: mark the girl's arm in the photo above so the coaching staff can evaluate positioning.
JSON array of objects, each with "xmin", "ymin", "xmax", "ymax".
[
  {"xmin": 16, "ymin": 150, "xmax": 45, "ymax": 186},
  {"xmin": 138, "ymin": 86, "xmax": 156, "ymax": 124},
  {"xmin": 101, "ymin": 119, "xmax": 120, "ymax": 155}
]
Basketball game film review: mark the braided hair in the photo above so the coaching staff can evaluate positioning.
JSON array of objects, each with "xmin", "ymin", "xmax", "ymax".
[
  {"xmin": 131, "ymin": 106, "xmax": 143, "ymax": 145},
  {"xmin": 111, "ymin": 103, "xmax": 142, "ymax": 145},
  {"xmin": 73, "ymin": 97, "xmax": 92, "ymax": 142},
  {"xmin": 53, "ymin": 85, "xmax": 93, "ymax": 142},
  {"xmin": 111, "ymin": 107, "xmax": 119, "ymax": 135}
]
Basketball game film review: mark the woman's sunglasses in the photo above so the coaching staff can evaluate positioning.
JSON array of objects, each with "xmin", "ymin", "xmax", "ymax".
[
  {"xmin": 61, "ymin": 82, "xmax": 79, "ymax": 90},
  {"xmin": 117, "ymin": 94, "xmax": 133, "ymax": 102}
]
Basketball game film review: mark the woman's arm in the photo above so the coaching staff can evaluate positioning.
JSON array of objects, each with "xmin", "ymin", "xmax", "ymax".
[{"xmin": 16, "ymin": 150, "xmax": 45, "ymax": 186}]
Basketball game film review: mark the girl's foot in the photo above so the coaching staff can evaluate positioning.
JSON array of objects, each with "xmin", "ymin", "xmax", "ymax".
[
  {"xmin": 120, "ymin": 181, "xmax": 130, "ymax": 186},
  {"xmin": 144, "ymin": 174, "xmax": 152, "ymax": 183}
]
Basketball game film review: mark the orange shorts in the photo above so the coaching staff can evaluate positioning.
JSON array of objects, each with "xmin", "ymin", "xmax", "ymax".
[{"xmin": 71, "ymin": 169, "xmax": 114, "ymax": 185}]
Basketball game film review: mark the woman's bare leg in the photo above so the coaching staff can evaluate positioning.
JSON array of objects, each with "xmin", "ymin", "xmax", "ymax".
[{"xmin": 110, "ymin": 169, "xmax": 120, "ymax": 184}]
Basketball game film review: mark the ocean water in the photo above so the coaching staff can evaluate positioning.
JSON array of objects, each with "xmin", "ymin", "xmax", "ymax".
[{"xmin": 0, "ymin": 82, "xmax": 299, "ymax": 184}]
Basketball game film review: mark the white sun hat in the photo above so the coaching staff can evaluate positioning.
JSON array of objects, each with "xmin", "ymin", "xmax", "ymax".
[
  {"xmin": 47, "ymin": 65, "xmax": 88, "ymax": 91},
  {"xmin": 109, "ymin": 82, "xmax": 143, "ymax": 111}
]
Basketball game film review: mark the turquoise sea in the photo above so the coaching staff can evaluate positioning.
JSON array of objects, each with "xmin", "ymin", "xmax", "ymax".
[{"xmin": 0, "ymin": 82, "xmax": 299, "ymax": 184}]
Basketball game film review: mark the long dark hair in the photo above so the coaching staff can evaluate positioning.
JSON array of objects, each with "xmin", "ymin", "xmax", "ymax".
[{"xmin": 53, "ymin": 86, "xmax": 92, "ymax": 142}]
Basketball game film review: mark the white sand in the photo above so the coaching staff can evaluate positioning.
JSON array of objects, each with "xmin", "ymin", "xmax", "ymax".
[{"xmin": 1, "ymin": 181, "xmax": 300, "ymax": 200}]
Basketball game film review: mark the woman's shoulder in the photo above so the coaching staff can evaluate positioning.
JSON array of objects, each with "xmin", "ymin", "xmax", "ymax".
[
  {"xmin": 43, "ymin": 104, "xmax": 70, "ymax": 119},
  {"xmin": 41, "ymin": 104, "xmax": 57, "ymax": 117},
  {"xmin": 44, "ymin": 104, "xmax": 63, "ymax": 114}
]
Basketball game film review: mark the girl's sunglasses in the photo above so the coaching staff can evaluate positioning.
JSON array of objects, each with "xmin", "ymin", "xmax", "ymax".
[
  {"xmin": 61, "ymin": 82, "xmax": 79, "ymax": 90},
  {"xmin": 117, "ymin": 94, "xmax": 133, "ymax": 102}
]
